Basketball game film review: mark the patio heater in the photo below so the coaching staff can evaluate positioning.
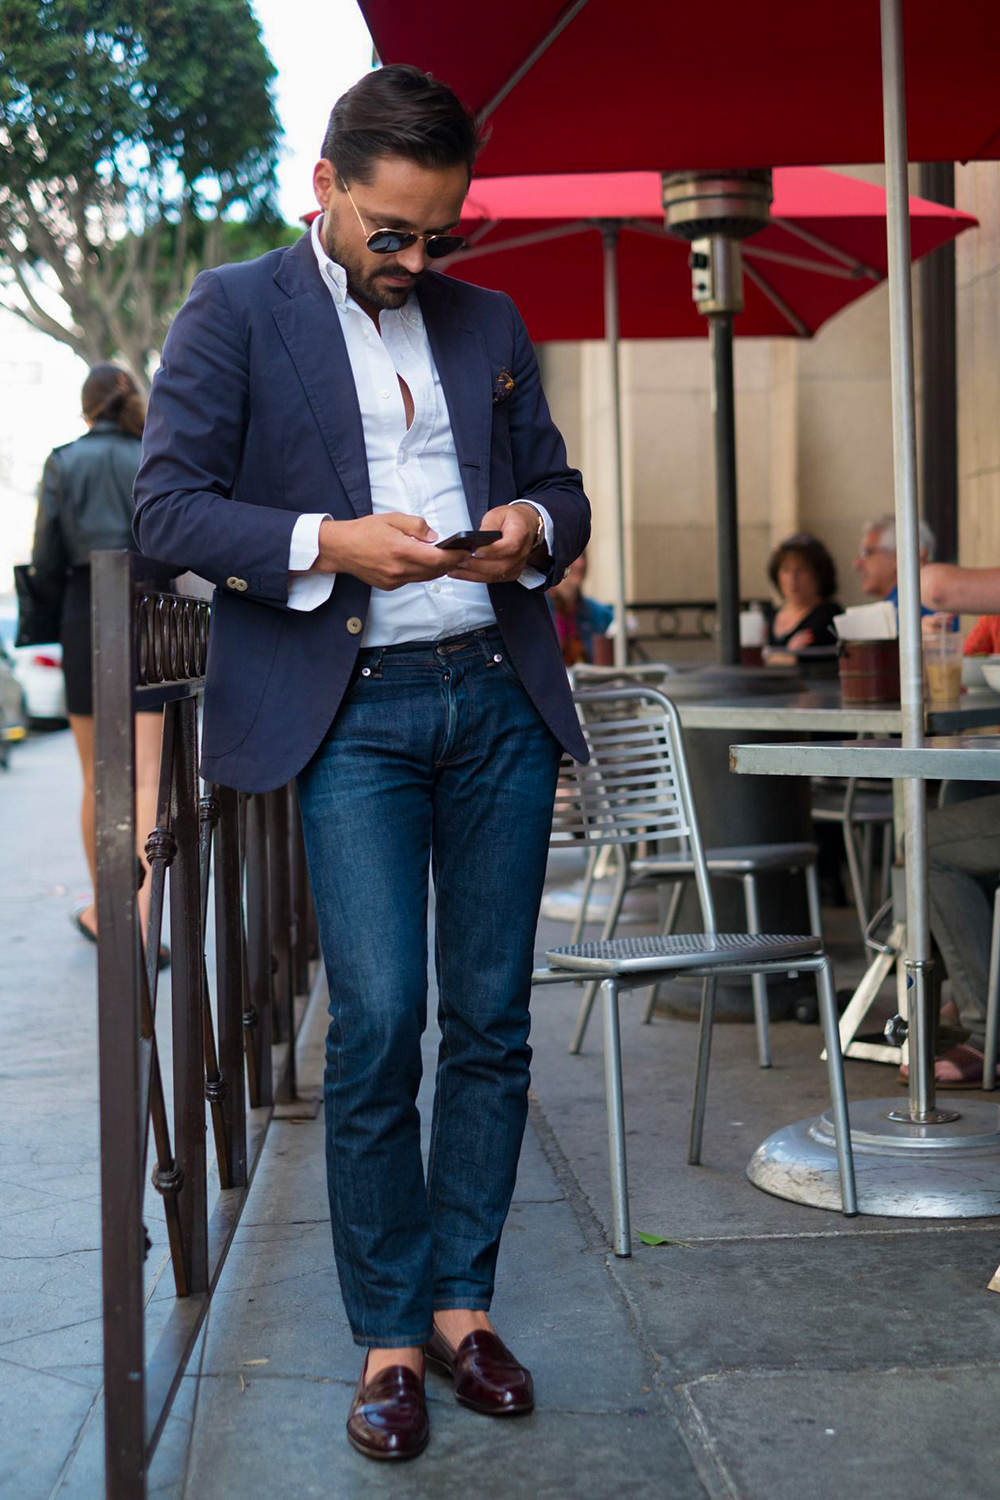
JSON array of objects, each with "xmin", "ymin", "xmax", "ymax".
[{"xmin": 663, "ymin": 170, "xmax": 773, "ymax": 665}]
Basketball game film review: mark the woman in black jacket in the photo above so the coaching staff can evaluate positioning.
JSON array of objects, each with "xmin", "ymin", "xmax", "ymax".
[
  {"xmin": 763, "ymin": 533, "xmax": 841, "ymax": 664},
  {"xmin": 31, "ymin": 364, "xmax": 167, "ymax": 958}
]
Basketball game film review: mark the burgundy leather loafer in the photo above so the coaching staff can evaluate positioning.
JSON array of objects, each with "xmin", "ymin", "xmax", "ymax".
[
  {"xmin": 346, "ymin": 1357, "xmax": 429, "ymax": 1460},
  {"xmin": 424, "ymin": 1327, "xmax": 534, "ymax": 1415}
]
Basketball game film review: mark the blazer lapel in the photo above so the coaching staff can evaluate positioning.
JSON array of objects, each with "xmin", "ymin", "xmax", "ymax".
[
  {"xmin": 272, "ymin": 235, "xmax": 372, "ymax": 519},
  {"xmin": 419, "ymin": 274, "xmax": 491, "ymax": 525}
]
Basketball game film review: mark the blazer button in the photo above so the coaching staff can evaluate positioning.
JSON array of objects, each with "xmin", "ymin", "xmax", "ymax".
[
  {"xmin": 346, "ymin": 616, "xmax": 363, "ymax": 635},
  {"xmin": 226, "ymin": 576, "xmax": 248, "ymax": 592}
]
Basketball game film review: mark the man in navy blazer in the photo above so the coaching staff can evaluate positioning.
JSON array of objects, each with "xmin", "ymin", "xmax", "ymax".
[{"xmin": 135, "ymin": 66, "xmax": 590, "ymax": 1461}]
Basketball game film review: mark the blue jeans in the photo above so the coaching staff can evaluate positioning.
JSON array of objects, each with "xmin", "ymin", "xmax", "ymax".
[{"xmin": 297, "ymin": 626, "xmax": 561, "ymax": 1348}]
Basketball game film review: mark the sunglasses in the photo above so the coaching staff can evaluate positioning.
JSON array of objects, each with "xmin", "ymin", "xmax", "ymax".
[{"xmin": 344, "ymin": 184, "xmax": 466, "ymax": 260}]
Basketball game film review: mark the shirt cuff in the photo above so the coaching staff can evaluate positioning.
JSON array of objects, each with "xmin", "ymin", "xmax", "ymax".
[
  {"xmin": 511, "ymin": 500, "xmax": 553, "ymax": 590},
  {"xmin": 287, "ymin": 512, "xmax": 334, "ymax": 612}
]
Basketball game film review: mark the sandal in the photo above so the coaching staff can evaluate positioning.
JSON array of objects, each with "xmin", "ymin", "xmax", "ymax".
[
  {"xmin": 899, "ymin": 1043, "xmax": 1000, "ymax": 1090},
  {"xmin": 71, "ymin": 906, "xmax": 98, "ymax": 944},
  {"xmin": 72, "ymin": 906, "xmax": 170, "ymax": 971}
]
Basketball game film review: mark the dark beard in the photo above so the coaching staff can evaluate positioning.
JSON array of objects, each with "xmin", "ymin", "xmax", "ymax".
[{"xmin": 321, "ymin": 221, "xmax": 424, "ymax": 311}]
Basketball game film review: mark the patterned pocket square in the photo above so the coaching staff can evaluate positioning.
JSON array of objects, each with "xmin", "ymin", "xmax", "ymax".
[{"xmin": 492, "ymin": 367, "xmax": 516, "ymax": 404}]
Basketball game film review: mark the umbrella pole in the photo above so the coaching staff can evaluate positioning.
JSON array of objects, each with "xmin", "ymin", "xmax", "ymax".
[
  {"xmin": 879, "ymin": 0, "xmax": 944, "ymax": 1123},
  {"xmin": 709, "ymin": 314, "xmax": 740, "ymax": 665},
  {"xmin": 602, "ymin": 224, "xmax": 628, "ymax": 668}
]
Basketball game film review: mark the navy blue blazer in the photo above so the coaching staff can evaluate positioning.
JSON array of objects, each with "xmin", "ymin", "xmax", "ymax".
[{"xmin": 134, "ymin": 231, "xmax": 591, "ymax": 792}]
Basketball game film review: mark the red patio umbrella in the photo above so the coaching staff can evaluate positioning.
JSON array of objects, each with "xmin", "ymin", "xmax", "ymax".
[
  {"xmin": 357, "ymin": 1, "xmax": 1000, "ymax": 174},
  {"xmin": 452, "ymin": 167, "xmax": 975, "ymax": 340}
]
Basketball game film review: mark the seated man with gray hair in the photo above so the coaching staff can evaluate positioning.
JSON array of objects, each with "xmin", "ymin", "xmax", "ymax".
[
  {"xmin": 903, "ymin": 559, "xmax": 1000, "ymax": 1087},
  {"xmin": 853, "ymin": 514, "xmax": 936, "ymax": 605}
]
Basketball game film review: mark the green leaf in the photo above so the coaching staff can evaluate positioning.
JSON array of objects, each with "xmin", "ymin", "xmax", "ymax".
[{"xmin": 637, "ymin": 1231, "xmax": 693, "ymax": 1248}]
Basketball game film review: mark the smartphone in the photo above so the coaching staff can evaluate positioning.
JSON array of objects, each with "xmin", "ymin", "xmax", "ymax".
[{"xmin": 434, "ymin": 529, "xmax": 503, "ymax": 549}]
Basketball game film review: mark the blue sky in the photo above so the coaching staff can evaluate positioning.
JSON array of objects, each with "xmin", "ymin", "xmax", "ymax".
[{"xmin": 251, "ymin": 0, "xmax": 376, "ymax": 225}]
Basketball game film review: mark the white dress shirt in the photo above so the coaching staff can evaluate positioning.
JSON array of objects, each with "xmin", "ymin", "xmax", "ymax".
[{"xmin": 285, "ymin": 217, "xmax": 552, "ymax": 645}]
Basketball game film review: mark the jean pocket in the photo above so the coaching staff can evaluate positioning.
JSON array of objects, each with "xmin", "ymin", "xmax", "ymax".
[{"xmin": 490, "ymin": 649, "xmax": 524, "ymax": 689}]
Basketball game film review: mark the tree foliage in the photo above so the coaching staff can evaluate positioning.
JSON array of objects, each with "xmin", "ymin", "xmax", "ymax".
[{"xmin": 0, "ymin": 0, "xmax": 289, "ymax": 378}]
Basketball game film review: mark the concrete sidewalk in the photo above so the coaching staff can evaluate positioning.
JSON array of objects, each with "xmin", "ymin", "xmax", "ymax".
[{"xmin": 3, "ymin": 729, "xmax": 1000, "ymax": 1498}]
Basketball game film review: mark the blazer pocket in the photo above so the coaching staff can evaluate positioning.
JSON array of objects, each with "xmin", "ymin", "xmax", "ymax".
[{"xmin": 201, "ymin": 595, "xmax": 284, "ymax": 758}]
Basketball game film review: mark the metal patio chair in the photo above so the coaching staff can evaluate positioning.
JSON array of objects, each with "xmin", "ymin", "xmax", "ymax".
[
  {"xmin": 567, "ymin": 666, "xmax": 823, "ymax": 1069},
  {"xmin": 532, "ymin": 685, "xmax": 857, "ymax": 1255}
]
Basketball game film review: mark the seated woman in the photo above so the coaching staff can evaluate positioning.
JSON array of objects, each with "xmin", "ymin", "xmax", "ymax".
[{"xmin": 763, "ymin": 532, "xmax": 841, "ymax": 665}]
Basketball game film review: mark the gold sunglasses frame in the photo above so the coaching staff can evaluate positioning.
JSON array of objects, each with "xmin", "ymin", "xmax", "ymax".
[{"xmin": 343, "ymin": 184, "xmax": 466, "ymax": 260}]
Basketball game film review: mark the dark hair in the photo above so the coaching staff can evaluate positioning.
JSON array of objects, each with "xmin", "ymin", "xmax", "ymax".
[
  {"xmin": 321, "ymin": 65, "xmax": 483, "ymax": 186},
  {"xmin": 767, "ymin": 533, "xmax": 838, "ymax": 600},
  {"xmin": 81, "ymin": 364, "xmax": 145, "ymax": 439}
]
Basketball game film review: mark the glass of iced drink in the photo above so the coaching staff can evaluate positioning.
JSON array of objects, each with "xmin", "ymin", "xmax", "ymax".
[{"xmin": 923, "ymin": 614, "xmax": 963, "ymax": 707}]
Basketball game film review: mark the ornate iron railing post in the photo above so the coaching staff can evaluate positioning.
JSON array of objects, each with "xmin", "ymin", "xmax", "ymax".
[
  {"xmin": 94, "ymin": 549, "xmax": 147, "ymax": 1497},
  {"xmin": 168, "ymin": 692, "xmax": 209, "ymax": 1297}
]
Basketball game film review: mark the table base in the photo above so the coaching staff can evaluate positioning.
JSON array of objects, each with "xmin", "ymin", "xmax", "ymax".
[{"xmin": 748, "ymin": 1098, "xmax": 1000, "ymax": 1217}]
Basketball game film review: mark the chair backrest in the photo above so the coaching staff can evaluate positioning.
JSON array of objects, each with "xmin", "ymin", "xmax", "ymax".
[
  {"xmin": 551, "ymin": 684, "xmax": 718, "ymax": 933},
  {"xmin": 570, "ymin": 663, "xmax": 679, "ymax": 689}
]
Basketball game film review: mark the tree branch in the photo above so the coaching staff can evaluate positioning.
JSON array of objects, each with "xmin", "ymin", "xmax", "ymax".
[{"xmin": 0, "ymin": 278, "xmax": 92, "ymax": 361}]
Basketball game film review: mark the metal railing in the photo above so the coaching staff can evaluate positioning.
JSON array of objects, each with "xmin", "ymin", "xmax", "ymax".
[{"xmin": 93, "ymin": 551, "xmax": 317, "ymax": 1499}]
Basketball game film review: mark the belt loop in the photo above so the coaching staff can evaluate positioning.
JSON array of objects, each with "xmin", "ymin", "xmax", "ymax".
[{"xmin": 369, "ymin": 646, "xmax": 385, "ymax": 678}]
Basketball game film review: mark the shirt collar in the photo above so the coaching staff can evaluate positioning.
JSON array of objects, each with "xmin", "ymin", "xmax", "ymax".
[
  {"xmin": 310, "ymin": 214, "xmax": 423, "ymax": 330},
  {"xmin": 311, "ymin": 215, "xmax": 349, "ymax": 306}
]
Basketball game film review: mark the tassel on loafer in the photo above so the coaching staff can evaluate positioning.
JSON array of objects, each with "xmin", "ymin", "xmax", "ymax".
[{"xmin": 424, "ymin": 1327, "xmax": 534, "ymax": 1415}]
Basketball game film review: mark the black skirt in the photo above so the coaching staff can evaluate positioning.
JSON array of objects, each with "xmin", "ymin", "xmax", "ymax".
[{"xmin": 60, "ymin": 568, "xmax": 163, "ymax": 717}]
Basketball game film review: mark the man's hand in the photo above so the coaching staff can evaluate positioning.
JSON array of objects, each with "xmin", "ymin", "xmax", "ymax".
[
  {"xmin": 445, "ymin": 505, "xmax": 546, "ymax": 584},
  {"xmin": 315, "ymin": 513, "xmax": 470, "ymax": 590}
]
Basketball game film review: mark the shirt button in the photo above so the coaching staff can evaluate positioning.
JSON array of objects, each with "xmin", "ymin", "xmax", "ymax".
[
  {"xmin": 346, "ymin": 617, "xmax": 363, "ymax": 635},
  {"xmin": 381, "ymin": 389, "xmax": 390, "ymax": 399},
  {"xmin": 432, "ymin": 584, "xmax": 441, "ymax": 594}
]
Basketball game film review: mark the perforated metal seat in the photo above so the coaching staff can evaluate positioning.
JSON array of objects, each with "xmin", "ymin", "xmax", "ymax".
[
  {"xmin": 532, "ymin": 685, "xmax": 857, "ymax": 1256},
  {"xmin": 547, "ymin": 931, "xmax": 823, "ymax": 974}
]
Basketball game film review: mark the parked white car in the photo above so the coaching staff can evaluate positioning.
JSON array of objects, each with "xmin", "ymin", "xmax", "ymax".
[{"xmin": 0, "ymin": 605, "xmax": 68, "ymax": 728}]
